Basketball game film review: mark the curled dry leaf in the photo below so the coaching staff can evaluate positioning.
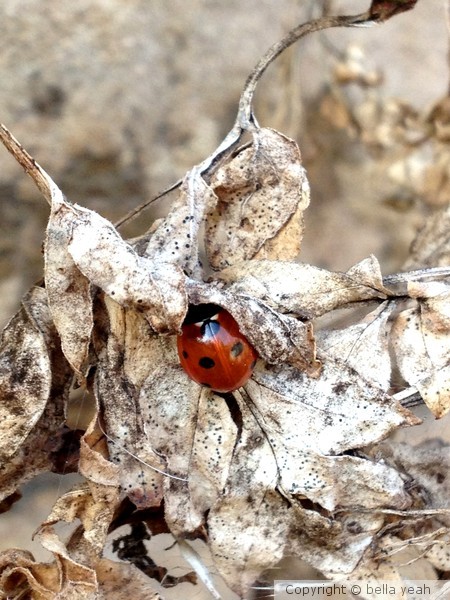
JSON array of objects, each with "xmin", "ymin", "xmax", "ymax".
[
  {"xmin": 144, "ymin": 169, "xmax": 217, "ymax": 277},
  {"xmin": 206, "ymin": 128, "xmax": 310, "ymax": 269},
  {"xmin": 0, "ymin": 287, "xmax": 52, "ymax": 461},
  {"xmin": 36, "ymin": 481, "xmax": 120, "ymax": 560},
  {"xmin": 46, "ymin": 194, "xmax": 187, "ymax": 336},
  {"xmin": 96, "ymin": 559, "xmax": 165, "ymax": 599},
  {"xmin": 187, "ymin": 278, "xmax": 320, "ymax": 374},
  {"xmin": 0, "ymin": 287, "xmax": 72, "ymax": 501},
  {"xmin": 0, "ymin": 483, "xmax": 166, "ymax": 599},
  {"xmin": 45, "ymin": 197, "xmax": 93, "ymax": 378},
  {"xmin": 93, "ymin": 297, "xmax": 176, "ymax": 509},
  {"xmin": 217, "ymin": 255, "xmax": 388, "ymax": 319}
]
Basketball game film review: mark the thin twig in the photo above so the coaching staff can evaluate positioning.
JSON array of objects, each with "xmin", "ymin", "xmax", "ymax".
[
  {"xmin": 0, "ymin": 124, "xmax": 52, "ymax": 205},
  {"xmin": 116, "ymin": 11, "xmax": 378, "ymax": 227},
  {"xmin": 113, "ymin": 178, "xmax": 182, "ymax": 228}
]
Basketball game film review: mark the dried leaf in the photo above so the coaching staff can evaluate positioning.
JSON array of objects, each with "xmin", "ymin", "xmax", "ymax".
[
  {"xmin": 254, "ymin": 195, "xmax": 308, "ymax": 261},
  {"xmin": 45, "ymin": 198, "xmax": 93, "ymax": 378},
  {"xmin": 217, "ymin": 255, "xmax": 388, "ymax": 319},
  {"xmin": 403, "ymin": 204, "xmax": 450, "ymax": 269},
  {"xmin": 48, "ymin": 197, "xmax": 187, "ymax": 335},
  {"xmin": 247, "ymin": 360, "xmax": 417, "ymax": 509},
  {"xmin": 94, "ymin": 298, "xmax": 172, "ymax": 508},
  {"xmin": 386, "ymin": 440, "xmax": 450, "ymax": 509},
  {"xmin": 0, "ymin": 547, "xmax": 97, "ymax": 599},
  {"xmin": 121, "ymin": 341, "xmax": 419, "ymax": 594},
  {"xmin": 206, "ymin": 128, "xmax": 310, "ymax": 269},
  {"xmin": 0, "ymin": 287, "xmax": 72, "ymax": 501},
  {"xmin": 187, "ymin": 279, "xmax": 320, "ymax": 374},
  {"xmin": 0, "ymin": 287, "xmax": 53, "ymax": 460},
  {"xmin": 392, "ymin": 291, "xmax": 450, "ymax": 417},
  {"xmin": 317, "ymin": 302, "xmax": 394, "ymax": 390},
  {"xmin": 96, "ymin": 558, "xmax": 165, "ymax": 598},
  {"xmin": 37, "ymin": 482, "xmax": 120, "ymax": 560},
  {"xmin": 144, "ymin": 169, "xmax": 216, "ymax": 277}
]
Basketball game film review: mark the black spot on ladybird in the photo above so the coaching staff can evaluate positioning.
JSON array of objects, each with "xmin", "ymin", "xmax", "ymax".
[
  {"xmin": 199, "ymin": 356, "xmax": 215, "ymax": 369},
  {"xmin": 182, "ymin": 350, "xmax": 188, "ymax": 359},
  {"xmin": 231, "ymin": 341, "xmax": 244, "ymax": 357}
]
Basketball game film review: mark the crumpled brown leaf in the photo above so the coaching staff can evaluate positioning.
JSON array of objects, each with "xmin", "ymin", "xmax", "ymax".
[
  {"xmin": 0, "ymin": 286, "xmax": 73, "ymax": 502},
  {"xmin": 0, "ymin": 482, "xmax": 166, "ymax": 599}
]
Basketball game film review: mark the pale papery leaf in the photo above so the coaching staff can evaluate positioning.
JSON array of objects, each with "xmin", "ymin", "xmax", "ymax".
[
  {"xmin": 37, "ymin": 482, "xmax": 120, "ymax": 558},
  {"xmin": 338, "ymin": 561, "xmax": 405, "ymax": 600},
  {"xmin": 144, "ymin": 169, "xmax": 216, "ymax": 277},
  {"xmin": 425, "ymin": 540, "xmax": 450, "ymax": 571},
  {"xmin": 250, "ymin": 360, "xmax": 417, "ymax": 456},
  {"xmin": 206, "ymin": 128, "xmax": 310, "ymax": 269},
  {"xmin": 94, "ymin": 299, "xmax": 171, "ymax": 508},
  {"xmin": 416, "ymin": 367, "xmax": 450, "ymax": 419},
  {"xmin": 403, "ymin": 204, "xmax": 450, "ymax": 269},
  {"xmin": 245, "ymin": 362, "xmax": 417, "ymax": 510},
  {"xmin": 217, "ymin": 256, "xmax": 388, "ymax": 319},
  {"xmin": 254, "ymin": 193, "xmax": 309, "ymax": 261},
  {"xmin": 96, "ymin": 558, "xmax": 165, "ymax": 599},
  {"xmin": 385, "ymin": 440, "xmax": 450, "ymax": 509},
  {"xmin": 45, "ymin": 197, "xmax": 93, "ymax": 378},
  {"xmin": 53, "ymin": 199, "xmax": 188, "ymax": 334},
  {"xmin": 139, "ymin": 367, "xmax": 210, "ymax": 533},
  {"xmin": 188, "ymin": 392, "xmax": 238, "ymax": 515},
  {"xmin": 316, "ymin": 302, "xmax": 394, "ymax": 390},
  {"xmin": 79, "ymin": 415, "xmax": 121, "ymax": 489},
  {"xmin": 0, "ymin": 287, "xmax": 52, "ymax": 460},
  {"xmin": 392, "ymin": 291, "xmax": 450, "ymax": 417},
  {"xmin": 206, "ymin": 412, "xmax": 388, "ymax": 594}
]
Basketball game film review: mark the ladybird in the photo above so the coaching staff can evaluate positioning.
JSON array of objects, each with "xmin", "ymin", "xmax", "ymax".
[{"xmin": 177, "ymin": 303, "xmax": 258, "ymax": 393}]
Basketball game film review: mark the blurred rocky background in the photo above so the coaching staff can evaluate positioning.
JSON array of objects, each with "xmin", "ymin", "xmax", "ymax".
[
  {"xmin": 1, "ymin": 0, "xmax": 448, "ymax": 324},
  {"xmin": 0, "ymin": 0, "xmax": 449, "ymax": 597}
]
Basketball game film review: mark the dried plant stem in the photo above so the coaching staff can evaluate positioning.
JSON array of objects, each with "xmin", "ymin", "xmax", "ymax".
[
  {"xmin": 236, "ymin": 13, "xmax": 372, "ymax": 130},
  {"xmin": 0, "ymin": 123, "xmax": 52, "ymax": 205},
  {"xmin": 116, "ymin": 12, "xmax": 376, "ymax": 227}
]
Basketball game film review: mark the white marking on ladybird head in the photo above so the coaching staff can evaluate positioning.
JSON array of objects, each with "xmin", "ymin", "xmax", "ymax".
[{"xmin": 195, "ymin": 313, "xmax": 219, "ymax": 327}]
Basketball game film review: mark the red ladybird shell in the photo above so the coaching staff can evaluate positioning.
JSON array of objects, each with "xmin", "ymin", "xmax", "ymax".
[{"xmin": 177, "ymin": 304, "xmax": 258, "ymax": 393}]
